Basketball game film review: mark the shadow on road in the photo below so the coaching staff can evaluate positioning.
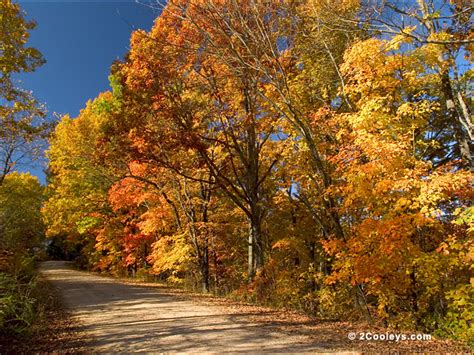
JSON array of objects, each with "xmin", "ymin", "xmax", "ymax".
[{"xmin": 39, "ymin": 261, "xmax": 351, "ymax": 353}]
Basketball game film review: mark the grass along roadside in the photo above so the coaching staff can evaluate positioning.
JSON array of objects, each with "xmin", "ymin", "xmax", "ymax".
[{"xmin": 0, "ymin": 262, "xmax": 85, "ymax": 353}]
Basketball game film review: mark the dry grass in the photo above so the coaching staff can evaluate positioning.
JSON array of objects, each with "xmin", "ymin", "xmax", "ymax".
[{"xmin": 0, "ymin": 276, "xmax": 85, "ymax": 353}]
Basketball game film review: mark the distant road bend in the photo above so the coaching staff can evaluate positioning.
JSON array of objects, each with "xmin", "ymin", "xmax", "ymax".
[{"xmin": 39, "ymin": 261, "xmax": 354, "ymax": 353}]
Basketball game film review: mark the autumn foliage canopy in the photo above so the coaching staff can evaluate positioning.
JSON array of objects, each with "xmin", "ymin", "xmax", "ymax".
[{"xmin": 43, "ymin": 0, "xmax": 473, "ymax": 343}]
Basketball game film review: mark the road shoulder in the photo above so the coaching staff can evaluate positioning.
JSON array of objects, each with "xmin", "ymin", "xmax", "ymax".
[{"xmin": 0, "ymin": 274, "xmax": 85, "ymax": 353}]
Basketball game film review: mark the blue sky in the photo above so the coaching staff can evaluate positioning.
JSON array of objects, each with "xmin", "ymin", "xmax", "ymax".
[{"xmin": 16, "ymin": 0, "xmax": 160, "ymax": 183}]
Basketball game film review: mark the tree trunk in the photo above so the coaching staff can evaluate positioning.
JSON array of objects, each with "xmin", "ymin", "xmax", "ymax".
[
  {"xmin": 417, "ymin": 0, "xmax": 473, "ymax": 170},
  {"xmin": 244, "ymin": 83, "xmax": 265, "ymax": 281},
  {"xmin": 212, "ymin": 247, "xmax": 219, "ymax": 292},
  {"xmin": 247, "ymin": 214, "xmax": 264, "ymax": 281},
  {"xmin": 200, "ymin": 246, "xmax": 209, "ymax": 293},
  {"xmin": 440, "ymin": 70, "xmax": 473, "ymax": 169}
]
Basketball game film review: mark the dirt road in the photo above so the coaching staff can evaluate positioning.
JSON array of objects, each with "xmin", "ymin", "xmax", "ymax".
[{"xmin": 39, "ymin": 261, "xmax": 353, "ymax": 353}]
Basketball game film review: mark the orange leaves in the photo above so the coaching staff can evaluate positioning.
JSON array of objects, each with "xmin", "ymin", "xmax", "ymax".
[
  {"xmin": 321, "ymin": 238, "xmax": 345, "ymax": 257},
  {"xmin": 341, "ymin": 39, "xmax": 396, "ymax": 103},
  {"xmin": 41, "ymin": 0, "xmax": 473, "ymax": 334},
  {"xmin": 325, "ymin": 214, "xmax": 424, "ymax": 291},
  {"xmin": 327, "ymin": 28, "xmax": 473, "ymax": 321},
  {"xmin": 108, "ymin": 178, "xmax": 145, "ymax": 212}
]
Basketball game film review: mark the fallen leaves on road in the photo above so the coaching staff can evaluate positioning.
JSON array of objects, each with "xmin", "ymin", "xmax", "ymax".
[{"xmin": 120, "ymin": 278, "xmax": 470, "ymax": 352}]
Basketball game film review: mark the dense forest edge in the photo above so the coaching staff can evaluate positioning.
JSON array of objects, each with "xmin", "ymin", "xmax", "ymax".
[{"xmin": 0, "ymin": 0, "xmax": 472, "ymax": 348}]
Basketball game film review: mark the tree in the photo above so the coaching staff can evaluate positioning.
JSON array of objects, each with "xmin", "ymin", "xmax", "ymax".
[
  {"xmin": 40, "ymin": 0, "xmax": 473, "ymax": 343},
  {"xmin": 323, "ymin": 33, "xmax": 473, "ymax": 327},
  {"xmin": 0, "ymin": 172, "xmax": 44, "ymax": 257},
  {"xmin": 153, "ymin": 0, "xmax": 363, "ymax": 272},
  {"xmin": 43, "ymin": 93, "xmax": 117, "ymax": 269},
  {"xmin": 353, "ymin": 0, "xmax": 473, "ymax": 168},
  {"xmin": 0, "ymin": 0, "xmax": 50, "ymax": 185},
  {"xmin": 114, "ymin": 4, "xmax": 286, "ymax": 280}
]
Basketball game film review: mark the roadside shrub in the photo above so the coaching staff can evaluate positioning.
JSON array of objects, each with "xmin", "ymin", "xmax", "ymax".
[
  {"xmin": 435, "ymin": 284, "xmax": 474, "ymax": 346},
  {"xmin": 0, "ymin": 272, "xmax": 38, "ymax": 335}
]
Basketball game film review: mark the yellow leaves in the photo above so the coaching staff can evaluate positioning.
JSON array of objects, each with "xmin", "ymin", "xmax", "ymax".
[
  {"xmin": 0, "ymin": 0, "xmax": 44, "ymax": 86},
  {"xmin": 333, "ymin": 28, "xmax": 473, "ymax": 249},
  {"xmin": 385, "ymin": 26, "xmax": 416, "ymax": 51},
  {"xmin": 396, "ymin": 100, "xmax": 440, "ymax": 128},
  {"xmin": 394, "ymin": 197, "xmax": 411, "ymax": 212},
  {"xmin": 44, "ymin": 92, "xmax": 119, "ymax": 244},
  {"xmin": 417, "ymin": 169, "xmax": 473, "ymax": 217},
  {"xmin": 427, "ymin": 31, "xmax": 454, "ymax": 43},
  {"xmin": 410, "ymin": 31, "xmax": 453, "ymax": 70},
  {"xmin": 341, "ymin": 38, "xmax": 386, "ymax": 100},
  {"xmin": 350, "ymin": 100, "xmax": 382, "ymax": 129},
  {"xmin": 148, "ymin": 233, "xmax": 193, "ymax": 277},
  {"xmin": 0, "ymin": 172, "xmax": 45, "ymax": 252},
  {"xmin": 453, "ymin": 206, "xmax": 474, "ymax": 235},
  {"xmin": 306, "ymin": 0, "xmax": 358, "ymax": 13}
]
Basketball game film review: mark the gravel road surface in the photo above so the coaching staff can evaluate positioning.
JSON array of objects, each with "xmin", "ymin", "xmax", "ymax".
[{"xmin": 39, "ymin": 261, "xmax": 352, "ymax": 353}]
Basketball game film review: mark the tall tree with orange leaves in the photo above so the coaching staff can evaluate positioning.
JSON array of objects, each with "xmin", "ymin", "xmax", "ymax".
[{"xmin": 112, "ymin": 3, "xmax": 287, "ymax": 280}]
